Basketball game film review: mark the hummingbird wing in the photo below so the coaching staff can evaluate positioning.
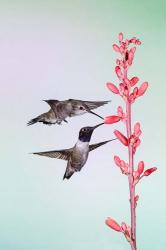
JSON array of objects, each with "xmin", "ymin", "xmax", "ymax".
[
  {"xmin": 33, "ymin": 148, "xmax": 72, "ymax": 160},
  {"xmin": 82, "ymin": 100, "xmax": 111, "ymax": 110},
  {"xmin": 89, "ymin": 139, "xmax": 116, "ymax": 152}
]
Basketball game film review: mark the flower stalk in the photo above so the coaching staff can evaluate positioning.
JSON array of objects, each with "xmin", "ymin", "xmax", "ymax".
[{"xmin": 104, "ymin": 33, "xmax": 157, "ymax": 250}]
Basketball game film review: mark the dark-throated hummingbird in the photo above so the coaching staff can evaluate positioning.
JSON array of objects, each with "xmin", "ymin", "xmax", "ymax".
[
  {"xmin": 27, "ymin": 99, "xmax": 110, "ymax": 126},
  {"xmin": 33, "ymin": 123, "xmax": 116, "ymax": 179}
]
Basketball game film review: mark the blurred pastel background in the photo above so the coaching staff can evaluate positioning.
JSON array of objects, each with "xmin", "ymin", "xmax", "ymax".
[{"xmin": 0, "ymin": 1, "xmax": 165, "ymax": 249}]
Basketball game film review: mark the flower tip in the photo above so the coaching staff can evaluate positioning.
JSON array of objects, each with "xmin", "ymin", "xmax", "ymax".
[
  {"xmin": 106, "ymin": 82, "xmax": 119, "ymax": 94},
  {"xmin": 144, "ymin": 167, "xmax": 157, "ymax": 176},
  {"xmin": 138, "ymin": 82, "xmax": 149, "ymax": 97},
  {"xmin": 114, "ymin": 130, "xmax": 128, "ymax": 146},
  {"xmin": 105, "ymin": 217, "xmax": 122, "ymax": 232},
  {"xmin": 104, "ymin": 116, "xmax": 121, "ymax": 124},
  {"xmin": 118, "ymin": 32, "xmax": 123, "ymax": 42}
]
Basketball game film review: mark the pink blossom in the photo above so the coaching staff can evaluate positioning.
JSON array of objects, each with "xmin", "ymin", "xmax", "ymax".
[
  {"xmin": 104, "ymin": 115, "xmax": 121, "ymax": 124},
  {"xmin": 137, "ymin": 161, "xmax": 144, "ymax": 175},
  {"xmin": 114, "ymin": 155, "xmax": 121, "ymax": 167},
  {"xmin": 115, "ymin": 66, "xmax": 123, "ymax": 80},
  {"xmin": 138, "ymin": 82, "xmax": 148, "ymax": 97},
  {"xmin": 121, "ymin": 222, "xmax": 131, "ymax": 242},
  {"xmin": 105, "ymin": 217, "xmax": 122, "ymax": 232},
  {"xmin": 113, "ymin": 44, "xmax": 120, "ymax": 53},
  {"xmin": 106, "ymin": 82, "xmax": 119, "ymax": 94},
  {"xmin": 134, "ymin": 122, "xmax": 141, "ymax": 137},
  {"xmin": 128, "ymin": 51, "xmax": 134, "ymax": 65},
  {"xmin": 136, "ymin": 39, "xmax": 141, "ymax": 45},
  {"xmin": 130, "ymin": 77, "xmax": 139, "ymax": 86},
  {"xmin": 117, "ymin": 106, "xmax": 126, "ymax": 122},
  {"xmin": 119, "ymin": 32, "xmax": 123, "ymax": 42},
  {"xmin": 144, "ymin": 167, "xmax": 157, "ymax": 176},
  {"xmin": 114, "ymin": 155, "xmax": 129, "ymax": 175},
  {"xmin": 114, "ymin": 130, "xmax": 128, "ymax": 146},
  {"xmin": 130, "ymin": 47, "xmax": 136, "ymax": 54}
]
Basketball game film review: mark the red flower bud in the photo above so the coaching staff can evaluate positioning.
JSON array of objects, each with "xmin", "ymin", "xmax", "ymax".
[
  {"xmin": 115, "ymin": 66, "xmax": 123, "ymax": 80},
  {"xmin": 113, "ymin": 44, "xmax": 120, "ymax": 52},
  {"xmin": 104, "ymin": 116, "xmax": 121, "ymax": 124},
  {"xmin": 136, "ymin": 39, "xmax": 141, "ymax": 45},
  {"xmin": 138, "ymin": 82, "xmax": 148, "ymax": 97},
  {"xmin": 105, "ymin": 217, "xmax": 122, "ymax": 232},
  {"xmin": 130, "ymin": 77, "xmax": 139, "ymax": 86},
  {"xmin": 114, "ymin": 155, "xmax": 121, "ymax": 167},
  {"xmin": 130, "ymin": 47, "xmax": 136, "ymax": 54},
  {"xmin": 114, "ymin": 130, "xmax": 128, "ymax": 146},
  {"xmin": 118, "ymin": 32, "xmax": 123, "ymax": 42},
  {"xmin": 137, "ymin": 161, "xmax": 144, "ymax": 175},
  {"xmin": 106, "ymin": 82, "xmax": 119, "ymax": 94},
  {"xmin": 144, "ymin": 167, "xmax": 157, "ymax": 176},
  {"xmin": 134, "ymin": 122, "xmax": 141, "ymax": 137}
]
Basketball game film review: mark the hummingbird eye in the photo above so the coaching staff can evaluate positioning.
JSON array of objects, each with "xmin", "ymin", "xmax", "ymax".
[{"xmin": 79, "ymin": 106, "xmax": 84, "ymax": 110}]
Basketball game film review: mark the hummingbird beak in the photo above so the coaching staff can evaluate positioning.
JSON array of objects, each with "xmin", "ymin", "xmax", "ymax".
[
  {"xmin": 87, "ymin": 110, "xmax": 104, "ymax": 120},
  {"xmin": 43, "ymin": 100, "xmax": 48, "ymax": 103},
  {"xmin": 92, "ymin": 122, "xmax": 104, "ymax": 130}
]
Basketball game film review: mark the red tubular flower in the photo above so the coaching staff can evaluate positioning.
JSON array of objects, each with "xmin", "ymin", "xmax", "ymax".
[
  {"xmin": 114, "ymin": 155, "xmax": 121, "ymax": 167},
  {"xmin": 136, "ymin": 39, "xmax": 141, "ymax": 45},
  {"xmin": 144, "ymin": 167, "xmax": 157, "ymax": 176},
  {"xmin": 114, "ymin": 130, "xmax": 128, "ymax": 146},
  {"xmin": 128, "ymin": 51, "xmax": 134, "ymax": 65},
  {"xmin": 118, "ymin": 32, "xmax": 123, "ymax": 42},
  {"xmin": 115, "ymin": 66, "xmax": 123, "ymax": 80},
  {"xmin": 130, "ymin": 47, "xmax": 136, "ymax": 54},
  {"xmin": 104, "ymin": 115, "xmax": 121, "ymax": 124},
  {"xmin": 134, "ymin": 122, "xmax": 141, "ymax": 137},
  {"xmin": 113, "ymin": 44, "xmax": 120, "ymax": 53},
  {"xmin": 130, "ymin": 77, "xmax": 139, "ymax": 86},
  {"xmin": 106, "ymin": 82, "xmax": 119, "ymax": 94},
  {"xmin": 138, "ymin": 82, "xmax": 148, "ymax": 97},
  {"xmin": 105, "ymin": 217, "xmax": 122, "ymax": 232},
  {"xmin": 137, "ymin": 161, "xmax": 144, "ymax": 175}
]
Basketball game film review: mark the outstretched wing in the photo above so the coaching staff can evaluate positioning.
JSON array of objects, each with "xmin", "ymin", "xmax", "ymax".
[
  {"xmin": 33, "ymin": 148, "xmax": 72, "ymax": 160},
  {"xmin": 82, "ymin": 100, "xmax": 111, "ymax": 110},
  {"xmin": 89, "ymin": 139, "xmax": 116, "ymax": 152}
]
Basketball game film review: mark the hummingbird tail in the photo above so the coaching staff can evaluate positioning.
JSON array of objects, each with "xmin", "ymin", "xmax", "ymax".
[
  {"xmin": 27, "ymin": 116, "xmax": 40, "ymax": 126},
  {"xmin": 63, "ymin": 168, "xmax": 75, "ymax": 180}
]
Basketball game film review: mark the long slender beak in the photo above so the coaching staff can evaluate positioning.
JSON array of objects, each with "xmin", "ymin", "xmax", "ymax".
[
  {"xmin": 88, "ymin": 110, "xmax": 104, "ymax": 120},
  {"xmin": 92, "ymin": 122, "xmax": 104, "ymax": 130}
]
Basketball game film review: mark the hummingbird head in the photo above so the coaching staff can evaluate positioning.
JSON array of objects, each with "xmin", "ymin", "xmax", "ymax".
[
  {"xmin": 72, "ymin": 103, "xmax": 104, "ymax": 120},
  {"xmin": 79, "ymin": 123, "xmax": 104, "ymax": 142}
]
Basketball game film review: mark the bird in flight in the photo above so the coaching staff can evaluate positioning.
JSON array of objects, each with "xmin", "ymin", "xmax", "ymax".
[
  {"xmin": 27, "ymin": 99, "xmax": 110, "ymax": 126},
  {"xmin": 33, "ymin": 123, "xmax": 116, "ymax": 179}
]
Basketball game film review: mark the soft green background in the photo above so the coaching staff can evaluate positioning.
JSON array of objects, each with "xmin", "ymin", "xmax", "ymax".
[{"xmin": 0, "ymin": 1, "xmax": 165, "ymax": 249}]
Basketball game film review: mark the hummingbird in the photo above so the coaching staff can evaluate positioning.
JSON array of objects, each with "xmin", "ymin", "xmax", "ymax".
[
  {"xmin": 32, "ymin": 123, "xmax": 116, "ymax": 179},
  {"xmin": 27, "ymin": 99, "xmax": 110, "ymax": 126}
]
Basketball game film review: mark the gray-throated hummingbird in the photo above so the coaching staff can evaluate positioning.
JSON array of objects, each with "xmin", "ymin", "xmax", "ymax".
[{"xmin": 27, "ymin": 99, "xmax": 110, "ymax": 126}]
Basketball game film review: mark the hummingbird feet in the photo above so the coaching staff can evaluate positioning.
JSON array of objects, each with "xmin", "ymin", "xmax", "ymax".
[{"xmin": 56, "ymin": 119, "xmax": 68, "ymax": 125}]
